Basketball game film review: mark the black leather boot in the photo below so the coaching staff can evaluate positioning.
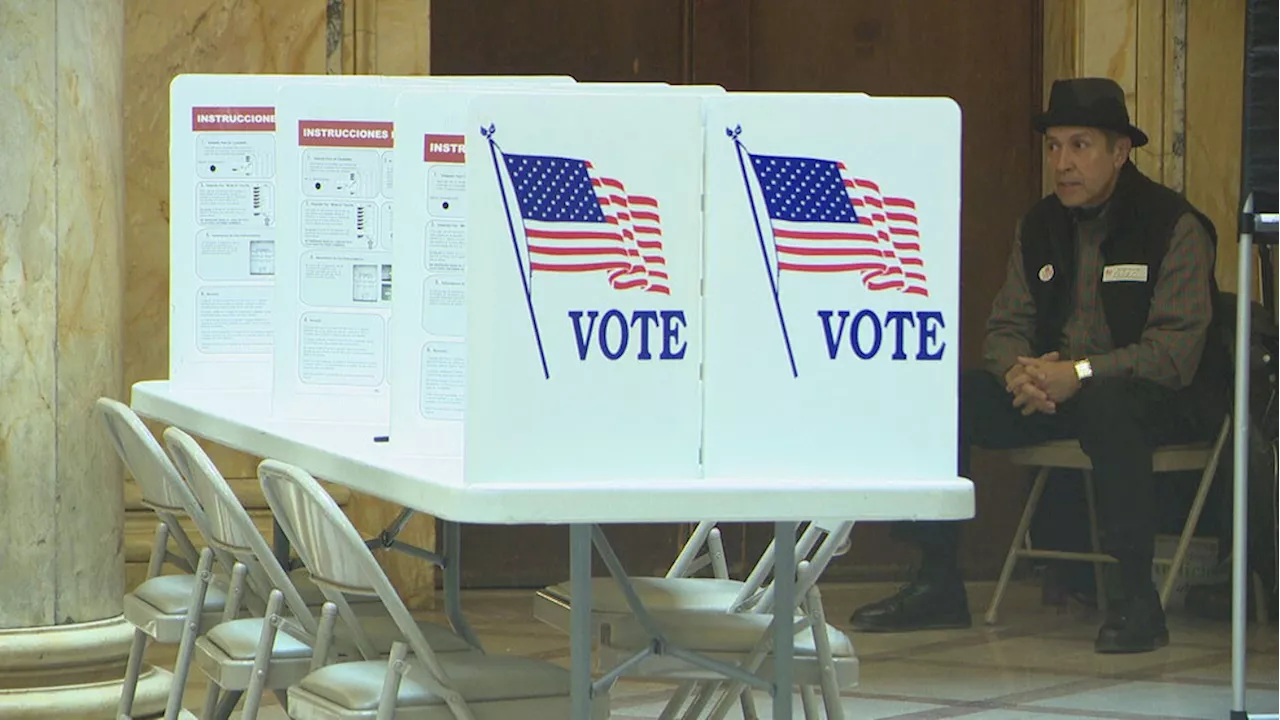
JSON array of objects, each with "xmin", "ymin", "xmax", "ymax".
[
  {"xmin": 1094, "ymin": 584, "xmax": 1169, "ymax": 653},
  {"xmin": 849, "ymin": 576, "xmax": 971, "ymax": 632}
]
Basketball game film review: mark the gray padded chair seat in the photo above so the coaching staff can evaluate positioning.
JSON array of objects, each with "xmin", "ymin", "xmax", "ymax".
[
  {"xmin": 202, "ymin": 615, "xmax": 472, "ymax": 661},
  {"xmin": 298, "ymin": 653, "xmax": 569, "ymax": 709},
  {"xmin": 124, "ymin": 574, "xmax": 229, "ymax": 642},
  {"xmin": 608, "ymin": 611, "xmax": 855, "ymax": 657},
  {"xmin": 543, "ymin": 576, "xmax": 747, "ymax": 614},
  {"xmin": 131, "ymin": 574, "xmax": 228, "ymax": 615},
  {"xmin": 203, "ymin": 618, "xmax": 314, "ymax": 661}
]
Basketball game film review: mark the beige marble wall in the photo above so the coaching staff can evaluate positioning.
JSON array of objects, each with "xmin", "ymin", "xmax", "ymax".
[
  {"xmin": 0, "ymin": 0, "xmax": 126, "ymax": 629},
  {"xmin": 0, "ymin": 1, "xmax": 60, "ymax": 628},
  {"xmin": 123, "ymin": 0, "xmax": 436, "ymax": 607},
  {"xmin": 124, "ymin": 0, "xmax": 329, "ymax": 479},
  {"xmin": 0, "ymin": 1, "xmax": 171, "ymax": 714}
]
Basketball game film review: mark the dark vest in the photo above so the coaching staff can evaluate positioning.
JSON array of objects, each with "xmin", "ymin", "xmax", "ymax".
[{"xmin": 1019, "ymin": 161, "xmax": 1229, "ymax": 415}]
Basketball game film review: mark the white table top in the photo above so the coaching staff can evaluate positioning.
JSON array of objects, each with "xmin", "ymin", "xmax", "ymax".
[{"xmin": 131, "ymin": 380, "xmax": 974, "ymax": 526}]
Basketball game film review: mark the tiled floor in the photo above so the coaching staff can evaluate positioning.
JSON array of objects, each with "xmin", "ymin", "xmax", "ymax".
[{"xmin": 151, "ymin": 580, "xmax": 1278, "ymax": 719}]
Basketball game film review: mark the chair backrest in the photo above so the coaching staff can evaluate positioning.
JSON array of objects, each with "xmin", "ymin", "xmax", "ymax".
[
  {"xmin": 732, "ymin": 520, "xmax": 854, "ymax": 614},
  {"xmin": 665, "ymin": 521, "xmax": 729, "ymax": 579},
  {"xmin": 163, "ymin": 427, "xmax": 318, "ymax": 636},
  {"xmin": 94, "ymin": 397, "xmax": 205, "ymax": 568},
  {"xmin": 258, "ymin": 459, "xmax": 459, "ymax": 693}
]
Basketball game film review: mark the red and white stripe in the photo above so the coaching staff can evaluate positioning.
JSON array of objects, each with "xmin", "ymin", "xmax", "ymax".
[
  {"xmin": 522, "ymin": 162, "xmax": 669, "ymax": 295},
  {"xmin": 842, "ymin": 163, "xmax": 928, "ymax": 297}
]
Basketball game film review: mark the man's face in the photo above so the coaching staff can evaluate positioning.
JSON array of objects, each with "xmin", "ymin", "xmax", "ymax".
[{"xmin": 1045, "ymin": 126, "xmax": 1130, "ymax": 208}]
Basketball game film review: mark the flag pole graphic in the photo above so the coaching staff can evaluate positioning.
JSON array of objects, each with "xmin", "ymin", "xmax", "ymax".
[
  {"xmin": 730, "ymin": 126, "xmax": 798, "ymax": 378},
  {"xmin": 484, "ymin": 124, "xmax": 550, "ymax": 379}
]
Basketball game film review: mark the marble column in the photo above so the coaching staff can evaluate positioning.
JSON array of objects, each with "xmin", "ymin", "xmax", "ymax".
[{"xmin": 0, "ymin": 0, "xmax": 169, "ymax": 716}]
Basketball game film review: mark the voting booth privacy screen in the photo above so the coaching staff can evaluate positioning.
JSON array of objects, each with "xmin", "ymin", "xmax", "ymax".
[{"xmin": 168, "ymin": 73, "xmax": 962, "ymax": 485}]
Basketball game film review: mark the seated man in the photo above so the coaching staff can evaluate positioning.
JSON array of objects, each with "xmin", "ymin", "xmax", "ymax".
[{"xmin": 850, "ymin": 77, "xmax": 1225, "ymax": 653}]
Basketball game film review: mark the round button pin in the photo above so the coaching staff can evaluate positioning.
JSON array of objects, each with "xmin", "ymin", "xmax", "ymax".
[{"xmin": 1038, "ymin": 263, "xmax": 1054, "ymax": 282}]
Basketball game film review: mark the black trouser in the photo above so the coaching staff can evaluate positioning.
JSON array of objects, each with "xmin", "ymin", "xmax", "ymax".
[{"xmin": 893, "ymin": 368, "xmax": 1206, "ymax": 594}]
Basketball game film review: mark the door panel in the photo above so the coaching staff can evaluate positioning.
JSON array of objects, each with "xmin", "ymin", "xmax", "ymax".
[{"xmin": 431, "ymin": 1, "xmax": 687, "ymax": 82}]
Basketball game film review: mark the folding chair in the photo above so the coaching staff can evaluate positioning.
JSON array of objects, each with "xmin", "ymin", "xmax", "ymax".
[
  {"xmin": 594, "ymin": 522, "xmax": 858, "ymax": 720},
  {"xmin": 161, "ymin": 427, "xmax": 474, "ymax": 720},
  {"xmin": 95, "ymin": 398, "xmax": 231, "ymax": 718},
  {"xmin": 534, "ymin": 520, "xmax": 838, "ymax": 637},
  {"xmin": 984, "ymin": 415, "xmax": 1231, "ymax": 624},
  {"xmin": 258, "ymin": 459, "xmax": 611, "ymax": 719}
]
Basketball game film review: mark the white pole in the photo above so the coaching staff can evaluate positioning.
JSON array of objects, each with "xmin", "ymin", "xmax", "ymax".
[{"xmin": 1231, "ymin": 193, "xmax": 1253, "ymax": 718}]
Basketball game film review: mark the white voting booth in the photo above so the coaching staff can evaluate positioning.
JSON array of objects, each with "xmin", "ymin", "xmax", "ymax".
[
  {"xmin": 168, "ymin": 73, "xmax": 575, "ymax": 402},
  {"xmin": 168, "ymin": 74, "xmax": 961, "ymax": 482},
  {"xmin": 169, "ymin": 74, "xmax": 350, "ymax": 391},
  {"xmin": 702, "ymin": 94, "xmax": 962, "ymax": 479},
  {"xmin": 462, "ymin": 91, "xmax": 708, "ymax": 482},
  {"xmin": 270, "ymin": 75, "xmax": 578, "ymax": 425},
  {"xmin": 390, "ymin": 83, "xmax": 724, "ymax": 462},
  {"xmin": 156, "ymin": 73, "xmax": 971, "ymax": 720}
]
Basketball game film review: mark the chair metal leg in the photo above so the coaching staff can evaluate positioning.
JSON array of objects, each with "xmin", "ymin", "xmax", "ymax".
[
  {"xmin": 189, "ymin": 561, "xmax": 246, "ymax": 720},
  {"xmin": 375, "ymin": 642, "xmax": 409, "ymax": 720},
  {"xmin": 799, "ymin": 685, "xmax": 818, "ymax": 718},
  {"xmin": 738, "ymin": 687, "xmax": 760, "ymax": 720},
  {"xmin": 1082, "ymin": 471, "xmax": 1108, "ymax": 614},
  {"xmin": 239, "ymin": 590, "xmax": 285, "ymax": 720},
  {"xmin": 708, "ymin": 528, "xmax": 730, "ymax": 580},
  {"xmin": 806, "ymin": 586, "xmax": 844, "ymax": 720},
  {"xmin": 118, "ymin": 629, "xmax": 149, "ymax": 719},
  {"xmin": 310, "ymin": 602, "xmax": 339, "ymax": 673},
  {"xmin": 679, "ymin": 682, "xmax": 717, "ymax": 719},
  {"xmin": 658, "ymin": 683, "xmax": 694, "ymax": 720},
  {"xmin": 212, "ymin": 689, "xmax": 243, "ymax": 720},
  {"xmin": 1160, "ymin": 420, "xmax": 1229, "ymax": 607},
  {"xmin": 120, "ymin": 524, "xmax": 173, "ymax": 719},
  {"xmin": 200, "ymin": 685, "xmax": 222, "ymax": 720},
  {"xmin": 164, "ymin": 548, "xmax": 215, "ymax": 720},
  {"xmin": 985, "ymin": 467, "xmax": 1051, "ymax": 625}
]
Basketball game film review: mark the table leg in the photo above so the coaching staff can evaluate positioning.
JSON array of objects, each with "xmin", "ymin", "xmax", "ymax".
[
  {"xmin": 441, "ymin": 520, "xmax": 483, "ymax": 649},
  {"xmin": 772, "ymin": 520, "xmax": 797, "ymax": 719},
  {"xmin": 570, "ymin": 523, "xmax": 593, "ymax": 720}
]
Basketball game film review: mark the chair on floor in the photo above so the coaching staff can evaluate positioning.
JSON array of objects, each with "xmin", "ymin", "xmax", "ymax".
[
  {"xmin": 533, "ymin": 519, "xmax": 842, "ymax": 636},
  {"xmin": 984, "ymin": 415, "xmax": 1231, "ymax": 625},
  {"xmin": 95, "ymin": 398, "xmax": 232, "ymax": 719},
  {"xmin": 161, "ymin": 427, "xmax": 475, "ymax": 720},
  {"xmin": 258, "ymin": 459, "xmax": 611, "ymax": 719},
  {"xmin": 595, "ymin": 522, "xmax": 858, "ymax": 720}
]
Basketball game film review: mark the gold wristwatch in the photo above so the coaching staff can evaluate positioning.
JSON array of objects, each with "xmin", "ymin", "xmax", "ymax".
[{"xmin": 1073, "ymin": 358, "xmax": 1094, "ymax": 384}]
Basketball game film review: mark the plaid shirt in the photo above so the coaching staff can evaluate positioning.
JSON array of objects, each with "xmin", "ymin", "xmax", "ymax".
[{"xmin": 983, "ymin": 211, "xmax": 1214, "ymax": 389}]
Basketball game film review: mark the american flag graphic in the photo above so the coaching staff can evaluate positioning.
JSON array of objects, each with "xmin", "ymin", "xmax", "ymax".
[
  {"xmin": 502, "ymin": 153, "xmax": 670, "ymax": 294},
  {"xmin": 748, "ymin": 153, "xmax": 928, "ymax": 297}
]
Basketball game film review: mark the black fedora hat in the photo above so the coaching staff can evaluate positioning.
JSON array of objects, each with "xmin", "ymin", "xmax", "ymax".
[{"xmin": 1033, "ymin": 77, "xmax": 1148, "ymax": 148}]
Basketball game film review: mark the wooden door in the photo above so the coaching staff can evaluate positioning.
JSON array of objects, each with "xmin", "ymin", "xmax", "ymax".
[{"xmin": 430, "ymin": 0, "xmax": 1044, "ymax": 587}]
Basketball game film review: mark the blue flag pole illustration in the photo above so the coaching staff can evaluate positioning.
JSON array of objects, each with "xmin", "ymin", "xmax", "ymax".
[
  {"xmin": 730, "ymin": 126, "xmax": 798, "ymax": 378},
  {"xmin": 484, "ymin": 124, "xmax": 550, "ymax": 379}
]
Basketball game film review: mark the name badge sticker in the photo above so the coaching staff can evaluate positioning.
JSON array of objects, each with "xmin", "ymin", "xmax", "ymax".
[{"xmin": 1102, "ymin": 264, "xmax": 1149, "ymax": 283}]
